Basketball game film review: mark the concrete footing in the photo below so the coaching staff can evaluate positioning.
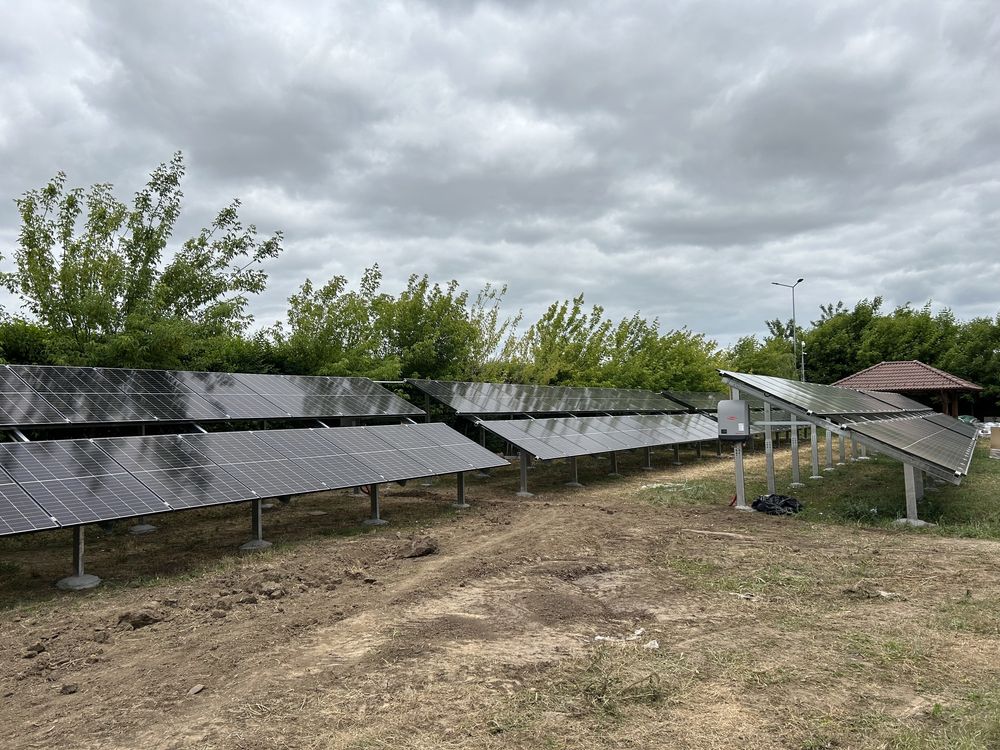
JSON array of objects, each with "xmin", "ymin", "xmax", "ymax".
[
  {"xmin": 56, "ymin": 574, "xmax": 101, "ymax": 591},
  {"xmin": 128, "ymin": 523, "xmax": 157, "ymax": 536},
  {"xmin": 239, "ymin": 539, "xmax": 273, "ymax": 551},
  {"xmin": 894, "ymin": 518, "xmax": 936, "ymax": 528}
]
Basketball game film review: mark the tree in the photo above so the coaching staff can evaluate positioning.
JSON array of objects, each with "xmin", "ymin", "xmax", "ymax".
[
  {"xmin": 267, "ymin": 266, "xmax": 398, "ymax": 379},
  {"xmin": 509, "ymin": 295, "xmax": 612, "ymax": 384},
  {"xmin": 723, "ymin": 334, "xmax": 797, "ymax": 378},
  {"xmin": 801, "ymin": 298, "xmax": 883, "ymax": 383},
  {"xmin": 1, "ymin": 153, "xmax": 283, "ymax": 366}
]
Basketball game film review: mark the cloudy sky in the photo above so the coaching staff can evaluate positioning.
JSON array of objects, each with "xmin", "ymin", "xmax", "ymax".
[{"xmin": 1, "ymin": 0, "xmax": 998, "ymax": 346}]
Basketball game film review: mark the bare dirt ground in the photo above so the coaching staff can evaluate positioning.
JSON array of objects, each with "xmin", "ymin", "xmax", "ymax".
[{"xmin": 2, "ymin": 448, "xmax": 999, "ymax": 749}]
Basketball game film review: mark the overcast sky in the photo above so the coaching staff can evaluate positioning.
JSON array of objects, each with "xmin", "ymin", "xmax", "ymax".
[{"xmin": 1, "ymin": 0, "xmax": 998, "ymax": 347}]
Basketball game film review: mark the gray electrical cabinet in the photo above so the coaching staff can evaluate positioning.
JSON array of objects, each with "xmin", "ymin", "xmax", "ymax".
[{"xmin": 717, "ymin": 399, "xmax": 751, "ymax": 441}]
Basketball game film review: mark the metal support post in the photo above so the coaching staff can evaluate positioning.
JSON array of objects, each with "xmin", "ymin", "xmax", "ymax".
[
  {"xmin": 733, "ymin": 442, "xmax": 750, "ymax": 511},
  {"xmin": 452, "ymin": 472, "xmax": 469, "ymax": 509},
  {"xmin": 850, "ymin": 434, "xmax": 858, "ymax": 461},
  {"xmin": 696, "ymin": 442, "xmax": 703, "ymax": 460},
  {"xmin": 716, "ymin": 438, "xmax": 723, "ymax": 458},
  {"xmin": 672, "ymin": 445, "xmax": 681, "ymax": 466},
  {"xmin": 824, "ymin": 429, "xmax": 835, "ymax": 472},
  {"xmin": 475, "ymin": 426, "xmax": 491, "ymax": 478},
  {"xmin": 764, "ymin": 403, "xmax": 776, "ymax": 495},
  {"xmin": 364, "ymin": 484, "xmax": 388, "ymax": 525},
  {"xmin": 517, "ymin": 451, "xmax": 533, "ymax": 497},
  {"xmin": 240, "ymin": 499, "xmax": 273, "ymax": 550},
  {"xmin": 642, "ymin": 446, "xmax": 654, "ymax": 471},
  {"xmin": 566, "ymin": 456, "xmax": 583, "ymax": 487},
  {"xmin": 56, "ymin": 527, "xmax": 102, "ymax": 591},
  {"xmin": 790, "ymin": 416, "xmax": 803, "ymax": 487},
  {"xmin": 857, "ymin": 442, "xmax": 870, "ymax": 460},
  {"xmin": 837, "ymin": 433, "xmax": 846, "ymax": 465},
  {"xmin": 608, "ymin": 451, "xmax": 621, "ymax": 477},
  {"xmin": 896, "ymin": 464, "xmax": 933, "ymax": 527},
  {"xmin": 809, "ymin": 425, "xmax": 823, "ymax": 479}
]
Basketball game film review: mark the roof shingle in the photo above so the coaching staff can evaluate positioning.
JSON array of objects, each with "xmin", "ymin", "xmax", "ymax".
[{"xmin": 832, "ymin": 360, "xmax": 981, "ymax": 392}]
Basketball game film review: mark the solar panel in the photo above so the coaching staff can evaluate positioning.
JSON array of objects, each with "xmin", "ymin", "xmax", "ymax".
[
  {"xmin": 719, "ymin": 370, "xmax": 919, "ymax": 420},
  {"xmin": 920, "ymin": 413, "xmax": 980, "ymax": 438},
  {"xmin": 39, "ymin": 393, "xmax": 156, "ymax": 424},
  {"xmin": 213, "ymin": 459, "xmax": 331, "ymax": 498},
  {"xmin": 232, "ymin": 372, "xmax": 306, "ymax": 396},
  {"xmin": 0, "ymin": 394, "xmax": 70, "ymax": 427},
  {"xmin": 319, "ymin": 427, "xmax": 434, "ymax": 482},
  {"xmin": 482, "ymin": 421, "xmax": 592, "ymax": 460},
  {"xmin": 10, "ymin": 365, "xmax": 123, "ymax": 394},
  {"xmin": 198, "ymin": 394, "xmax": 292, "ymax": 419},
  {"xmin": 480, "ymin": 413, "xmax": 718, "ymax": 461},
  {"xmin": 177, "ymin": 432, "xmax": 284, "ymax": 465},
  {"xmin": 255, "ymin": 428, "xmax": 348, "ymax": 458},
  {"xmin": 288, "ymin": 454, "xmax": 386, "ymax": 488},
  {"xmin": 0, "ymin": 367, "xmax": 33, "ymax": 393},
  {"xmin": 0, "ymin": 440, "xmax": 125, "ymax": 483},
  {"xmin": 861, "ymin": 390, "xmax": 932, "ymax": 412},
  {"xmin": 131, "ymin": 393, "xmax": 230, "ymax": 421},
  {"xmin": 406, "ymin": 423, "xmax": 509, "ymax": 469},
  {"xmin": 848, "ymin": 415, "xmax": 977, "ymax": 480},
  {"xmin": 98, "ymin": 368, "xmax": 191, "ymax": 394},
  {"xmin": 94, "ymin": 434, "xmax": 214, "ymax": 473},
  {"xmin": 20, "ymin": 473, "xmax": 172, "ymax": 525},
  {"xmin": 261, "ymin": 394, "xmax": 364, "ymax": 417},
  {"xmin": 369, "ymin": 424, "xmax": 499, "ymax": 475},
  {"xmin": 129, "ymin": 466, "xmax": 256, "ymax": 509},
  {"xmin": 0, "ymin": 472, "xmax": 59, "ymax": 536},
  {"xmin": 408, "ymin": 379, "xmax": 681, "ymax": 416},
  {"xmin": 169, "ymin": 370, "xmax": 259, "ymax": 395},
  {"xmin": 0, "ymin": 439, "xmax": 171, "ymax": 523}
]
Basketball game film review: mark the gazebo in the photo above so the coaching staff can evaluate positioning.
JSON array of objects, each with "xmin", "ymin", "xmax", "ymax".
[{"xmin": 833, "ymin": 360, "xmax": 981, "ymax": 417}]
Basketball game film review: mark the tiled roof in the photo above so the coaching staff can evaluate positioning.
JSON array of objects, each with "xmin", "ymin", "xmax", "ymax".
[{"xmin": 833, "ymin": 360, "xmax": 981, "ymax": 392}]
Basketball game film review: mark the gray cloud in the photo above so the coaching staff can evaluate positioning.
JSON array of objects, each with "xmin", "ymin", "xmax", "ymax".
[{"xmin": 1, "ymin": 0, "xmax": 999, "ymax": 349}]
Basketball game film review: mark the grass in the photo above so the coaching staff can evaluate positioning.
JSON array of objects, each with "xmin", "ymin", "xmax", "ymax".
[
  {"xmin": 887, "ymin": 690, "xmax": 1000, "ymax": 749},
  {"xmin": 705, "ymin": 436, "xmax": 1000, "ymax": 539}
]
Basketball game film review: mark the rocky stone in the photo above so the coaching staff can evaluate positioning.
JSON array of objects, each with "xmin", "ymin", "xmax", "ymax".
[
  {"xmin": 258, "ymin": 581, "xmax": 286, "ymax": 600},
  {"xmin": 59, "ymin": 683, "xmax": 78, "ymax": 695},
  {"xmin": 187, "ymin": 684, "xmax": 205, "ymax": 695},
  {"xmin": 117, "ymin": 609, "xmax": 164, "ymax": 630},
  {"xmin": 401, "ymin": 536, "xmax": 439, "ymax": 559}
]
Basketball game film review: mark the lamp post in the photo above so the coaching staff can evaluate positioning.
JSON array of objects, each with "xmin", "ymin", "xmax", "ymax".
[{"xmin": 772, "ymin": 278, "xmax": 804, "ymax": 382}]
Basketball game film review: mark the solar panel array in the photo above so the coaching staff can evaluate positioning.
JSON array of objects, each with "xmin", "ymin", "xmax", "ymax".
[
  {"xmin": 0, "ymin": 365, "xmax": 423, "ymax": 427},
  {"xmin": 662, "ymin": 390, "xmax": 729, "ymax": 412},
  {"xmin": 719, "ymin": 370, "xmax": 974, "ymax": 483},
  {"xmin": 0, "ymin": 424, "xmax": 508, "ymax": 537},
  {"xmin": 848, "ymin": 415, "xmax": 977, "ymax": 479},
  {"xmin": 480, "ymin": 413, "xmax": 718, "ymax": 461},
  {"xmin": 408, "ymin": 378, "xmax": 682, "ymax": 416},
  {"xmin": 718, "ymin": 371, "xmax": 933, "ymax": 422}
]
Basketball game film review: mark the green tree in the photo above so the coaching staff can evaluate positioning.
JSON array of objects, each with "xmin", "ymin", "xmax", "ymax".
[
  {"xmin": 940, "ymin": 314, "xmax": 1000, "ymax": 400},
  {"xmin": 723, "ymin": 334, "xmax": 797, "ymax": 378},
  {"xmin": 800, "ymin": 298, "xmax": 882, "ymax": 383},
  {"xmin": 1, "ymin": 153, "xmax": 283, "ymax": 366},
  {"xmin": 267, "ymin": 266, "xmax": 398, "ymax": 379},
  {"xmin": 857, "ymin": 302, "xmax": 958, "ymax": 367},
  {"xmin": 510, "ymin": 294, "xmax": 612, "ymax": 384},
  {"xmin": 384, "ymin": 275, "xmax": 481, "ymax": 380}
]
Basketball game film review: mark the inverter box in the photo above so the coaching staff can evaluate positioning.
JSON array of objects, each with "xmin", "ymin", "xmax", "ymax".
[{"xmin": 717, "ymin": 399, "xmax": 751, "ymax": 441}]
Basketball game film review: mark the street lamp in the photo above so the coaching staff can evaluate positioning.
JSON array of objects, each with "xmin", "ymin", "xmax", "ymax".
[{"xmin": 771, "ymin": 277, "xmax": 805, "ymax": 381}]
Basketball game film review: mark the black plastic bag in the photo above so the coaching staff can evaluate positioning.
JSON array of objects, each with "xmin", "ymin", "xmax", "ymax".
[{"xmin": 751, "ymin": 494, "xmax": 803, "ymax": 515}]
